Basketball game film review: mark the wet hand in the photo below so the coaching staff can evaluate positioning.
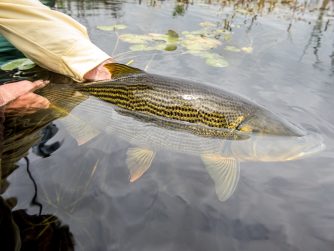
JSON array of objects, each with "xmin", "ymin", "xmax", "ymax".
[
  {"xmin": 0, "ymin": 80, "xmax": 50, "ymax": 113},
  {"xmin": 83, "ymin": 58, "xmax": 114, "ymax": 81}
]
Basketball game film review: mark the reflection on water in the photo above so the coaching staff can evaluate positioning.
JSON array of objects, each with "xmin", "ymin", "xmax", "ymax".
[{"xmin": 1, "ymin": 0, "xmax": 334, "ymax": 250}]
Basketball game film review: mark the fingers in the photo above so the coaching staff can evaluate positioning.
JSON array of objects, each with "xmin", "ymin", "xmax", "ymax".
[
  {"xmin": 30, "ymin": 79, "xmax": 50, "ymax": 92},
  {"xmin": 0, "ymin": 80, "xmax": 49, "ymax": 105},
  {"xmin": 4, "ymin": 93, "xmax": 50, "ymax": 114}
]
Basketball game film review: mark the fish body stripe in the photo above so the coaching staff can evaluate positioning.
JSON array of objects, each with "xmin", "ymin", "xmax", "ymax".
[{"xmin": 78, "ymin": 74, "xmax": 257, "ymax": 130}]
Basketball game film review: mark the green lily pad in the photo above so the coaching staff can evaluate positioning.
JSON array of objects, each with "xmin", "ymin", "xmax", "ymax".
[
  {"xmin": 223, "ymin": 33, "xmax": 233, "ymax": 41},
  {"xmin": 97, "ymin": 24, "xmax": 127, "ymax": 31},
  {"xmin": 147, "ymin": 33, "xmax": 169, "ymax": 42},
  {"xmin": 200, "ymin": 21, "xmax": 216, "ymax": 28},
  {"xmin": 0, "ymin": 58, "xmax": 35, "ymax": 71},
  {"xmin": 205, "ymin": 55, "xmax": 229, "ymax": 67},
  {"xmin": 119, "ymin": 34, "xmax": 153, "ymax": 43},
  {"xmin": 129, "ymin": 43, "xmax": 166, "ymax": 52},
  {"xmin": 18, "ymin": 62, "xmax": 36, "ymax": 70},
  {"xmin": 166, "ymin": 30, "xmax": 179, "ymax": 39},
  {"xmin": 241, "ymin": 47, "xmax": 253, "ymax": 53},
  {"xmin": 224, "ymin": 46, "xmax": 241, "ymax": 52},
  {"xmin": 181, "ymin": 35, "xmax": 221, "ymax": 51},
  {"xmin": 164, "ymin": 44, "xmax": 177, "ymax": 51},
  {"xmin": 188, "ymin": 51, "xmax": 228, "ymax": 67},
  {"xmin": 129, "ymin": 44, "xmax": 152, "ymax": 51}
]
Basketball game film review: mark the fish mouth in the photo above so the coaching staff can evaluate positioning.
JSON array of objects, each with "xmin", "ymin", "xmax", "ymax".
[
  {"xmin": 285, "ymin": 133, "xmax": 326, "ymax": 160},
  {"xmin": 231, "ymin": 131, "xmax": 325, "ymax": 162}
]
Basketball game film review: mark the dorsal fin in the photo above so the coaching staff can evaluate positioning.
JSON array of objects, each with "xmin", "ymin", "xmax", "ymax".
[{"xmin": 103, "ymin": 63, "xmax": 145, "ymax": 78}]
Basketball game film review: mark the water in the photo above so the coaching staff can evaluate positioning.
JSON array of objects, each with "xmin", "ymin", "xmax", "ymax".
[{"xmin": 1, "ymin": 0, "xmax": 334, "ymax": 250}]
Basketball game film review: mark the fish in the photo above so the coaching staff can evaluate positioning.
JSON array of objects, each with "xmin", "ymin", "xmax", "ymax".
[
  {"xmin": 65, "ymin": 63, "xmax": 323, "ymax": 201},
  {"xmin": 2, "ymin": 65, "xmax": 325, "ymax": 201},
  {"xmin": 77, "ymin": 64, "xmax": 304, "ymax": 139}
]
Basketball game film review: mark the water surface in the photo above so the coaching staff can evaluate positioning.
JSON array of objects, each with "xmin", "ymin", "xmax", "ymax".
[{"xmin": 1, "ymin": 0, "xmax": 334, "ymax": 250}]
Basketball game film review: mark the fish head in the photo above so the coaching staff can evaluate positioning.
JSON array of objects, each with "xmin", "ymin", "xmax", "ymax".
[
  {"xmin": 231, "ymin": 131, "xmax": 325, "ymax": 162},
  {"xmin": 237, "ymin": 109, "xmax": 304, "ymax": 137}
]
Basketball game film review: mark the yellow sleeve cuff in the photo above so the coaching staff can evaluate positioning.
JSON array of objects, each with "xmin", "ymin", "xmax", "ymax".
[
  {"xmin": 0, "ymin": 0, "xmax": 110, "ymax": 82},
  {"xmin": 61, "ymin": 39, "xmax": 111, "ymax": 82}
]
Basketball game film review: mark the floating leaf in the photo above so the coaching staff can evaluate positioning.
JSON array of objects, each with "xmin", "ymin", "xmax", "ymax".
[
  {"xmin": 119, "ymin": 34, "xmax": 152, "ymax": 43},
  {"xmin": 166, "ymin": 30, "xmax": 179, "ymax": 39},
  {"xmin": 188, "ymin": 51, "xmax": 229, "ymax": 68},
  {"xmin": 97, "ymin": 24, "xmax": 127, "ymax": 31},
  {"xmin": 164, "ymin": 44, "xmax": 177, "ymax": 51},
  {"xmin": 205, "ymin": 55, "xmax": 229, "ymax": 67},
  {"xmin": 129, "ymin": 43, "xmax": 165, "ymax": 52},
  {"xmin": 241, "ymin": 47, "xmax": 253, "ymax": 53},
  {"xmin": 18, "ymin": 62, "xmax": 36, "ymax": 70},
  {"xmin": 200, "ymin": 21, "xmax": 216, "ymax": 28},
  {"xmin": 223, "ymin": 33, "xmax": 233, "ymax": 41},
  {"xmin": 1, "ymin": 58, "xmax": 35, "ymax": 71},
  {"xmin": 147, "ymin": 33, "xmax": 169, "ymax": 42},
  {"xmin": 224, "ymin": 46, "xmax": 241, "ymax": 52},
  {"xmin": 129, "ymin": 44, "xmax": 151, "ymax": 51},
  {"xmin": 181, "ymin": 35, "xmax": 221, "ymax": 51}
]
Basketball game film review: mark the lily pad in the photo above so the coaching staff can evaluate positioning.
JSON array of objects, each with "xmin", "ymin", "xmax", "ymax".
[
  {"xmin": 119, "ymin": 34, "xmax": 153, "ymax": 43},
  {"xmin": 241, "ymin": 47, "xmax": 253, "ymax": 53},
  {"xmin": 166, "ymin": 30, "xmax": 179, "ymax": 39},
  {"xmin": 97, "ymin": 24, "xmax": 127, "ymax": 31},
  {"xmin": 224, "ymin": 46, "xmax": 241, "ymax": 52},
  {"xmin": 0, "ymin": 58, "xmax": 35, "ymax": 71},
  {"xmin": 129, "ymin": 43, "xmax": 166, "ymax": 52},
  {"xmin": 164, "ymin": 44, "xmax": 177, "ymax": 51},
  {"xmin": 205, "ymin": 55, "xmax": 229, "ymax": 67},
  {"xmin": 200, "ymin": 21, "xmax": 216, "ymax": 28},
  {"xmin": 147, "ymin": 33, "xmax": 169, "ymax": 42},
  {"xmin": 182, "ymin": 35, "xmax": 221, "ymax": 51},
  {"xmin": 129, "ymin": 44, "xmax": 152, "ymax": 51},
  {"xmin": 188, "ymin": 51, "xmax": 229, "ymax": 68}
]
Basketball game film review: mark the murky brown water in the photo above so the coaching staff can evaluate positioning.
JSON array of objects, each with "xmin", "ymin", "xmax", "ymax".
[{"xmin": 1, "ymin": 0, "xmax": 334, "ymax": 250}]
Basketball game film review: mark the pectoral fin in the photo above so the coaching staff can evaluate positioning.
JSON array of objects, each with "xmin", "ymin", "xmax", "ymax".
[
  {"xmin": 201, "ymin": 154, "xmax": 240, "ymax": 201},
  {"xmin": 59, "ymin": 114, "xmax": 100, "ymax": 145},
  {"xmin": 127, "ymin": 148, "xmax": 156, "ymax": 182}
]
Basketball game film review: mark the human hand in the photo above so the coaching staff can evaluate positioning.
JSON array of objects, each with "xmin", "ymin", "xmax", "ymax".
[
  {"xmin": 0, "ymin": 80, "xmax": 50, "ymax": 113},
  {"xmin": 83, "ymin": 58, "xmax": 114, "ymax": 81}
]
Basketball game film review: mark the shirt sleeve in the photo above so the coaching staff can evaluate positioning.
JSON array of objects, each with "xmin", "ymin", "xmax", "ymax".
[{"xmin": 0, "ymin": 0, "xmax": 111, "ymax": 82}]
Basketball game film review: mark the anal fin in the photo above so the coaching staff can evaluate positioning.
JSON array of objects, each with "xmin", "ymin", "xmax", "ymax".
[
  {"xmin": 201, "ymin": 154, "xmax": 240, "ymax": 201},
  {"xmin": 59, "ymin": 114, "xmax": 100, "ymax": 145},
  {"xmin": 127, "ymin": 148, "xmax": 156, "ymax": 182}
]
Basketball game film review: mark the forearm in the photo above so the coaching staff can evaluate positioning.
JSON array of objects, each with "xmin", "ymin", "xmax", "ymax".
[{"xmin": 0, "ymin": 0, "xmax": 110, "ymax": 81}]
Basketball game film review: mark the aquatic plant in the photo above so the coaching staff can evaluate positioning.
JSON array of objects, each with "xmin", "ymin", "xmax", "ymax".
[
  {"xmin": 0, "ymin": 58, "xmax": 35, "ymax": 71},
  {"xmin": 97, "ymin": 22, "xmax": 253, "ymax": 68}
]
